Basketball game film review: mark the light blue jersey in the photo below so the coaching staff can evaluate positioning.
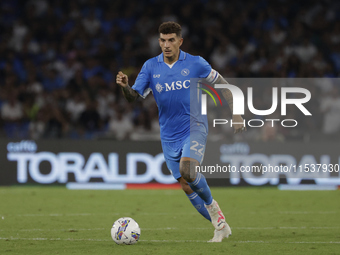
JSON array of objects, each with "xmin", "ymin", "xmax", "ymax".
[{"xmin": 132, "ymin": 50, "xmax": 218, "ymax": 142}]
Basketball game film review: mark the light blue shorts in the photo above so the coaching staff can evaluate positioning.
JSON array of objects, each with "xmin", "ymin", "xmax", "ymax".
[{"xmin": 161, "ymin": 126, "xmax": 207, "ymax": 180}]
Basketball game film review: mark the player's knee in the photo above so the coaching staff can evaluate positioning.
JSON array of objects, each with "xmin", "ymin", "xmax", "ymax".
[
  {"xmin": 179, "ymin": 162, "xmax": 191, "ymax": 182},
  {"xmin": 180, "ymin": 159, "xmax": 199, "ymax": 182}
]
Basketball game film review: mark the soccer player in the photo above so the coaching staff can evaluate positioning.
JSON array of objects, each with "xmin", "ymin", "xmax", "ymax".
[{"xmin": 116, "ymin": 21, "xmax": 245, "ymax": 242}]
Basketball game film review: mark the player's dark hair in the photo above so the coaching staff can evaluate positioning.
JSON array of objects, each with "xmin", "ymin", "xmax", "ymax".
[{"xmin": 158, "ymin": 21, "xmax": 182, "ymax": 37}]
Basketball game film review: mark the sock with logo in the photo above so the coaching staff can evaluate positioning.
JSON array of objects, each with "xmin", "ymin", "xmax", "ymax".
[
  {"xmin": 188, "ymin": 172, "xmax": 213, "ymax": 205},
  {"xmin": 186, "ymin": 192, "xmax": 211, "ymax": 221}
]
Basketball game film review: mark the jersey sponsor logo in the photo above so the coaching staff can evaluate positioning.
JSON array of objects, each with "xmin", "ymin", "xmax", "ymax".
[
  {"xmin": 164, "ymin": 80, "xmax": 190, "ymax": 91},
  {"xmin": 153, "ymin": 74, "xmax": 161, "ymax": 78},
  {"xmin": 181, "ymin": 68, "xmax": 190, "ymax": 76},
  {"xmin": 155, "ymin": 83, "xmax": 164, "ymax": 93}
]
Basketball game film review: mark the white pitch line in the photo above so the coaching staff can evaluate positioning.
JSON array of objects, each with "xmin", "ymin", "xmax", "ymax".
[
  {"xmin": 286, "ymin": 241, "xmax": 340, "ymax": 244},
  {"xmin": 0, "ymin": 237, "xmax": 108, "ymax": 242},
  {"xmin": 14, "ymin": 212, "xmax": 199, "ymax": 217},
  {"xmin": 236, "ymin": 226, "xmax": 340, "ymax": 230},
  {"xmin": 18, "ymin": 228, "xmax": 106, "ymax": 232},
  {"xmin": 0, "ymin": 226, "xmax": 338, "ymax": 232},
  {"xmin": 279, "ymin": 211, "xmax": 338, "ymax": 214},
  {"xmin": 142, "ymin": 226, "xmax": 340, "ymax": 230},
  {"xmin": 0, "ymin": 237, "xmax": 339, "ymax": 244},
  {"xmin": 8, "ymin": 211, "xmax": 339, "ymax": 217},
  {"xmin": 16, "ymin": 213, "xmax": 105, "ymax": 217}
]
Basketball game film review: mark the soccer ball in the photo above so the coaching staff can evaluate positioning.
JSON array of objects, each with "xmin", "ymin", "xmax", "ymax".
[{"xmin": 111, "ymin": 217, "xmax": 141, "ymax": 245}]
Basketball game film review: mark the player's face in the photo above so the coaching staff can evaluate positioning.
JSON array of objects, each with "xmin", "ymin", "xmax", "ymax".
[{"xmin": 159, "ymin": 33, "xmax": 183, "ymax": 62}]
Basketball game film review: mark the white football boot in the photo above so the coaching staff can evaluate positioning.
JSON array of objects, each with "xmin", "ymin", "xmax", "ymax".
[
  {"xmin": 208, "ymin": 222, "xmax": 232, "ymax": 242},
  {"xmin": 204, "ymin": 199, "xmax": 227, "ymax": 230}
]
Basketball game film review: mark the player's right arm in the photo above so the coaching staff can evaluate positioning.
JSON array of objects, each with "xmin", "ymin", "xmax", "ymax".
[{"xmin": 116, "ymin": 71, "xmax": 139, "ymax": 102}]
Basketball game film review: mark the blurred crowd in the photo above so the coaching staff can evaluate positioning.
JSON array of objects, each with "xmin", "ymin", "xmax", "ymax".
[{"xmin": 0, "ymin": 0, "xmax": 340, "ymax": 141}]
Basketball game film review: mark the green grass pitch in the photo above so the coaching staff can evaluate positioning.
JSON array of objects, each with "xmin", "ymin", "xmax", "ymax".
[{"xmin": 0, "ymin": 186, "xmax": 339, "ymax": 255}]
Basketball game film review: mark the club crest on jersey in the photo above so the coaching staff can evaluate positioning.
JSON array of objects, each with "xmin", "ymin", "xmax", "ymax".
[
  {"xmin": 155, "ymin": 83, "xmax": 164, "ymax": 93},
  {"xmin": 181, "ymin": 68, "xmax": 190, "ymax": 76}
]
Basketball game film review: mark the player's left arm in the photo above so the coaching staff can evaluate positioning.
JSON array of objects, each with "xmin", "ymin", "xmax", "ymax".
[{"xmin": 213, "ymin": 74, "xmax": 246, "ymax": 134}]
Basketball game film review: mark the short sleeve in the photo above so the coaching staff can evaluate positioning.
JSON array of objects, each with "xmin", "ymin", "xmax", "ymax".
[
  {"xmin": 197, "ymin": 56, "xmax": 219, "ymax": 83},
  {"xmin": 132, "ymin": 61, "xmax": 152, "ymax": 98}
]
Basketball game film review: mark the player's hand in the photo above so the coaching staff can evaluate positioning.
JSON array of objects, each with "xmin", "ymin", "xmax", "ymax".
[
  {"xmin": 232, "ymin": 115, "xmax": 246, "ymax": 134},
  {"xmin": 116, "ymin": 71, "xmax": 128, "ymax": 88}
]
